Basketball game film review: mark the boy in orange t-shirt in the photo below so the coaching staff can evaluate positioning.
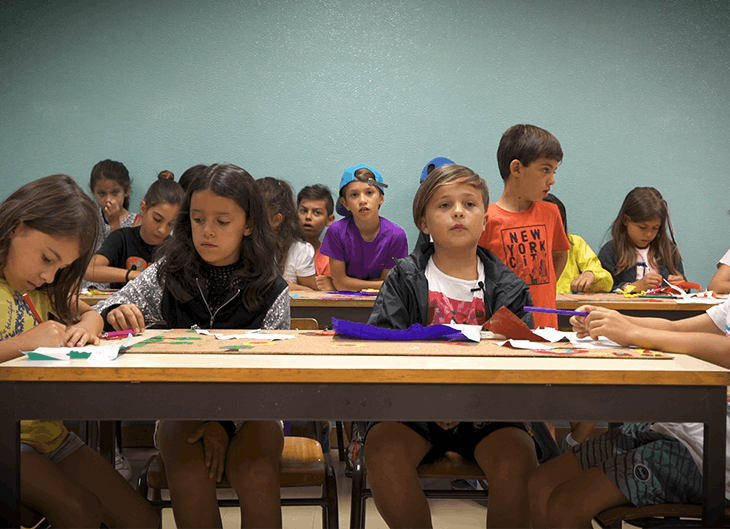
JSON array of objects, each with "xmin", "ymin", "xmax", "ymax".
[{"xmin": 478, "ymin": 124, "xmax": 569, "ymax": 328}]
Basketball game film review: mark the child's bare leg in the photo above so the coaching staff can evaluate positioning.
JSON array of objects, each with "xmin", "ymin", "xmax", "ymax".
[
  {"xmin": 157, "ymin": 420, "xmax": 223, "ymax": 528},
  {"xmin": 226, "ymin": 421, "xmax": 284, "ymax": 529},
  {"xmin": 55, "ymin": 444, "xmax": 159, "ymax": 528},
  {"xmin": 546, "ymin": 467, "xmax": 628, "ymax": 528},
  {"xmin": 21, "ymin": 451, "xmax": 103, "ymax": 528},
  {"xmin": 528, "ymin": 451, "xmax": 586, "ymax": 528},
  {"xmin": 473, "ymin": 426, "xmax": 538, "ymax": 528},
  {"xmin": 364, "ymin": 422, "xmax": 433, "ymax": 529}
]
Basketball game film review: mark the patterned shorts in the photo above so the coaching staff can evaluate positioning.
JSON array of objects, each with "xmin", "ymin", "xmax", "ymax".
[{"xmin": 572, "ymin": 423, "xmax": 702, "ymax": 507}]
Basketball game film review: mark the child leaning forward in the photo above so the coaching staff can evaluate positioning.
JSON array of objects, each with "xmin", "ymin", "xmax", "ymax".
[
  {"xmin": 528, "ymin": 301, "xmax": 730, "ymax": 528},
  {"xmin": 365, "ymin": 164, "xmax": 546, "ymax": 529}
]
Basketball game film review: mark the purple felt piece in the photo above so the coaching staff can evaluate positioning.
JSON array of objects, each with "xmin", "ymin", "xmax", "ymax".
[{"xmin": 332, "ymin": 318, "xmax": 468, "ymax": 341}]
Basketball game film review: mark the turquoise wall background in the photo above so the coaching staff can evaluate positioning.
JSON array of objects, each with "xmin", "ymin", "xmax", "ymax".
[{"xmin": 1, "ymin": 0, "xmax": 728, "ymax": 286}]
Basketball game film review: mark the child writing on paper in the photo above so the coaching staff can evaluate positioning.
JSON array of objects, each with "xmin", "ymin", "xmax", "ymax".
[
  {"xmin": 366, "ymin": 165, "xmax": 546, "ymax": 529},
  {"xmin": 543, "ymin": 194, "xmax": 613, "ymax": 293},
  {"xmin": 598, "ymin": 187, "xmax": 684, "ymax": 292},
  {"xmin": 0, "ymin": 175, "xmax": 158, "ymax": 528},
  {"xmin": 709, "ymin": 248, "xmax": 730, "ymax": 294},
  {"xmin": 320, "ymin": 164, "xmax": 408, "ymax": 291},
  {"xmin": 527, "ymin": 302, "xmax": 730, "ymax": 528},
  {"xmin": 297, "ymin": 184, "xmax": 336, "ymax": 291},
  {"xmin": 256, "ymin": 177, "xmax": 318, "ymax": 291},
  {"xmin": 478, "ymin": 124, "xmax": 570, "ymax": 329},
  {"xmin": 93, "ymin": 164, "xmax": 288, "ymax": 528},
  {"xmin": 85, "ymin": 174, "xmax": 184, "ymax": 288}
]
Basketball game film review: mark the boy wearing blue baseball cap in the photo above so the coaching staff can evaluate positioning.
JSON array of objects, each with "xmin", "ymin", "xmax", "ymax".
[{"xmin": 319, "ymin": 164, "xmax": 408, "ymax": 291}]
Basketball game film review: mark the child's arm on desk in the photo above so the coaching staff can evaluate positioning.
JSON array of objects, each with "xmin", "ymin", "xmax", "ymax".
[
  {"xmin": 63, "ymin": 299, "xmax": 103, "ymax": 346},
  {"xmin": 709, "ymin": 263, "xmax": 730, "ymax": 295},
  {"xmin": 329, "ymin": 258, "xmax": 385, "ymax": 291},
  {"xmin": 315, "ymin": 275, "xmax": 335, "ymax": 291},
  {"xmin": 85, "ymin": 254, "xmax": 140, "ymax": 284},
  {"xmin": 571, "ymin": 305, "xmax": 730, "ymax": 368},
  {"xmin": 0, "ymin": 322, "xmax": 69, "ymax": 362},
  {"xmin": 0, "ymin": 300, "xmax": 101, "ymax": 362}
]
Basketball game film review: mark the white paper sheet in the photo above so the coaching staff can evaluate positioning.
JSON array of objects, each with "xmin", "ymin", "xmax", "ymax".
[
  {"xmin": 446, "ymin": 323, "xmax": 482, "ymax": 342},
  {"xmin": 194, "ymin": 328, "xmax": 296, "ymax": 341},
  {"xmin": 23, "ymin": 335, "xmax": 133, "ymax": 362}
]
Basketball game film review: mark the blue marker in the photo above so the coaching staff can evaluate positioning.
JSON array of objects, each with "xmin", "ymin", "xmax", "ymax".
[{"xmin": 524, "ymin": 306, "xmax": 589, "ymax": 317}]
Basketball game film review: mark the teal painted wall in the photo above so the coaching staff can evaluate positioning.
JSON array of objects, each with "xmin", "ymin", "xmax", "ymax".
[{"xmin": 1, "ymin": 0, "xmax": 728, "ymax": 286}]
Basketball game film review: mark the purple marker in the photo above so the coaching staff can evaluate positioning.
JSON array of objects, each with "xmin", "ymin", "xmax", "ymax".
[{"xmin": 524, "ymin": 306, "xmax": 589, "ymax": 317}]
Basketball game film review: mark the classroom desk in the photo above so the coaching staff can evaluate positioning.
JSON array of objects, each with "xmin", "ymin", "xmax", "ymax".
[
  {"xmin": 556, "ymin": 292, "xmax": 723, "ymax": 328},
  {"xmin": 290, "ymin": 290, "xmax": 376, "ymax": 327},
  {"xmin": 82, "ymin": 290, "xmax": 377, "ymax": 327},
  {"xmin": 79, "ymin": 291, "xmax": 113, "ymax": 306},
  {"xmin": 1, "ymin": 331, "xmax": 728, "ymax": 527}
]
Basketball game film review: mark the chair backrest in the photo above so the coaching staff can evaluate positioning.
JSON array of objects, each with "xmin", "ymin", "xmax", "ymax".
[{"xmin": 291, "ymin": 317, "xmax": 319, "ymax": 330}]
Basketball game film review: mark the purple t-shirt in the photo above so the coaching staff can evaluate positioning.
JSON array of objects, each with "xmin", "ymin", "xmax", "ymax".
[{"xmin": 320, "ymin": 216, "xmax": 409, "ymax": 280}]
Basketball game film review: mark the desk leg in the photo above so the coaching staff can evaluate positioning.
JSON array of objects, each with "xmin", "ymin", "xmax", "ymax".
[
  {"xmin": 0, "ymin": 383, "xmax": 20, "ymax": 528},
  {"xmin": 702, "ymin": 387, "xmax": 727, "ymax": 528}
]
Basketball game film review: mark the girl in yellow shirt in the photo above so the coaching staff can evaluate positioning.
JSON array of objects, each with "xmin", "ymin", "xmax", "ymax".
[{"xmin": 0, "ymin": 175, "xmax": 157, "ymax": 528}]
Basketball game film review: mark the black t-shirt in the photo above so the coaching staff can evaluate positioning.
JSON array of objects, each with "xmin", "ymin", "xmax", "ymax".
[{"xmin": 97, "ymin": 226, "xmax": 157, "ymax": 289}]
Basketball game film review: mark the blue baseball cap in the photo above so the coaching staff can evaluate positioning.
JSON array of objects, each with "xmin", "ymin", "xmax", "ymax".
[
  {"xmin": 420, "ymin": 157, "xmax": 455, "ymax": 183},
  {"xmin": 336, "ymin": 163, "xmax": 388, "ymax": 216}
]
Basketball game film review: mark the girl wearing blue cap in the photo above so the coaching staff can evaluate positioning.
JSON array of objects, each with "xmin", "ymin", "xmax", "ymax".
[{"xmin": 319, "ymin": 164, "xmax": 408, "ymax": 291}]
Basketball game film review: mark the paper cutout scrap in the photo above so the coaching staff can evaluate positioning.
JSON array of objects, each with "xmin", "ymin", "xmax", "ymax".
[
  {"xmin": 332, "ymin": 318, "xmax": 473, "ymax": 342},
  {"xmin": 193, "ymin": 328, "xmax": 295, "ymax": 341},
  {"xmin": 483, "ymin": 306, "xmax": 546, "ymax": 341},
  {"xmin": 24, "ymin": 335, "xmax": 133, "ymax": 362}
]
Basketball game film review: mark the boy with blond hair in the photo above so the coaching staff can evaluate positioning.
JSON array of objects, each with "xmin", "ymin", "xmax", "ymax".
[{"xmin": 366, "ymin": 164, "xmax": 544, "ymax": 528}]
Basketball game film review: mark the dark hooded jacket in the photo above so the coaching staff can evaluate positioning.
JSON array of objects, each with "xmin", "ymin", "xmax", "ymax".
[{"xmin": 368, "ymin": 243, "xmax": 534, "ymax": 328}]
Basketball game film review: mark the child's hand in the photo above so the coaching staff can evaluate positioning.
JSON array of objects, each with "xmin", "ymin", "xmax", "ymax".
[
  {"xmin": 569, "ymin": 305, "xmax": 594, "ymax": 337},
  {"xmin": 106, "ymin": 304, "xmax": 146, "ymax": 333},
  {"xmin": 667, "ymin": 274, "xmax": 685, "ymax": 283},
  {"xmin": 571, "ymin": 271, "xmax": 595, "ymax": 293},
  {"xmin": 582, "ymin": 307, "xmax": 635, "ymax": 346},
  {"xmin": 187, "ymin": 422, "xmax": 229, "ymax": 482},
  {"xmin": 316, "ymin": 275, "xmax": 335, "ymax": 291},
  {"xmin": 24, "ymin": 321, "xmax": 69, "ymax": 347},
  {"xmin": 64, "ymin": 324, "xmax": 100, "ymax": 347},
  {"xmin": 435, "ymin": 421, "xmax": 460, "ymax": 430},
  {"xmin": 634, "ymin": 273, "xmax": 662, "ymax": 291}
]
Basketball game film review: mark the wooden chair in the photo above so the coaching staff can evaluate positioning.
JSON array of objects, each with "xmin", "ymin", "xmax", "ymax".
[
  {"xmin": 137, "ymin": 421, "xmax": 338, "ymax": 528},
  {"xmin": 348, "ymin": 421, "xmax": 559, "ymax": 529},
  {"xmin": 594, "ymin": 503, "xmax": 730, "ymax": 528},
  {"xmin": 291, "ymin": 317, "xmax": 320, "ymax": 330}
]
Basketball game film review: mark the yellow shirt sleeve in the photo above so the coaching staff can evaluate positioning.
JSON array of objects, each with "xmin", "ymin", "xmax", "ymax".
[{"xmin": 556, "ymin": 234, "xmax": 614, "ymax": 294}]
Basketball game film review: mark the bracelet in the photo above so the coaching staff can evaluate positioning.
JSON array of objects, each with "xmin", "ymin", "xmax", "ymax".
[
  {"xmin": 125, "ymin": 269, "xmax": 132, "ymax": 282},
  {"xmin": 564, "ymin": 432, "xmax": 579, "ymax": 447}
]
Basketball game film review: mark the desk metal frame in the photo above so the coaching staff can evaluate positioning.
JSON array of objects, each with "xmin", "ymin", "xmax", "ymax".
[{"xmin": 1, "ymin": 377, "xmax": 727, "ymax": 527}]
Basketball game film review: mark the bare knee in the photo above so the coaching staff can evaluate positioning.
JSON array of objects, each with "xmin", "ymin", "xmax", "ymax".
[
  {"xmin": 476, "ymin": 427, "xmax": 538, "ymax": 481},
  {"xmin": 365, "ymin": 422, "xmax": 420, "ymax": 473}
]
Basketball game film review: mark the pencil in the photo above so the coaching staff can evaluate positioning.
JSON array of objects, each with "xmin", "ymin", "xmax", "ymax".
[
  {"xmin": 22, "ymin": 293, "xmax": 43, "ymax": 324},
  {"xmin": 524, "ymin": 306, "xmax": 589, "ymax": 317}
]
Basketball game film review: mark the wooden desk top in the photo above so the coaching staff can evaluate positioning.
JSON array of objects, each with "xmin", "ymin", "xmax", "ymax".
[
  {"xmin": 1, "ymin": 330, "xmax": 728, "ymax": 386},
  {"xmin": 79, "ymin": 292, "xmax": 113, "ymax": 306},
  {"xmin": 289, "ymin": 290, "xmax": 378, "ymax": 307},
  {"xmin": 557, "ymin": 292, "xmax": 722, "ymax": 312}
]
